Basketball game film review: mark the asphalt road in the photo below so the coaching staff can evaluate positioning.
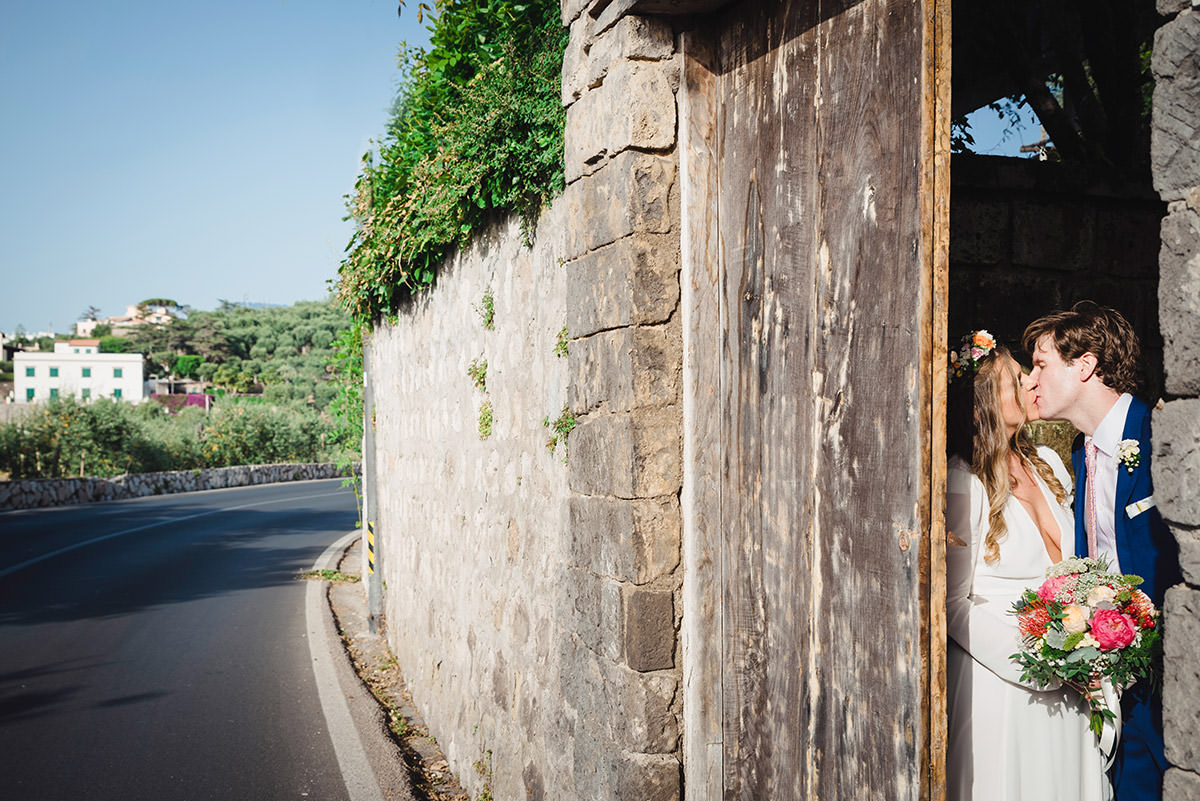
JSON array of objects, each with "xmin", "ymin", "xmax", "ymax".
[{"xmin": 0, "ymin": 479, "xmax": 361, "ymax": 801}]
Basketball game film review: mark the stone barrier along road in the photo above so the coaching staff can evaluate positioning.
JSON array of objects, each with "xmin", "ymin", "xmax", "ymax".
[{"xmin": 0, "ymin": 462, "xmax": 361, "ymax": 512}]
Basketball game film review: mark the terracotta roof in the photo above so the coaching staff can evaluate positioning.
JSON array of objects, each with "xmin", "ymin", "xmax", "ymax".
[{"xmin": 68, "ymin": 339, "xmax": 101, "ymax": 346}]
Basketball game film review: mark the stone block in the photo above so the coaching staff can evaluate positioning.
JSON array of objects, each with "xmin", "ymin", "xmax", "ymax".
[
  {"xmin": 1154, "ymin": 399, "xmax": 1200, "ymax": 526},
  {"xmin": 1165, "ymin": 768, "xmax": 1200, "ymax": 801},
  {"xmin": 585, "ymin": 15, "xmax": 675, "ymax": 88},
  {"xmin": 560, "ymin": 567, "xmax": 624, "ymax": 662},
  {"xmin": 623, "ymin": 586, "xmax": 675, "ymax": 671},
  {"xmin": 614, "ymin": 752, "xmax": 681, "ymax": 801},
  {"xmin": 569, "ymin": 494, "xmax": 681, "ymax": 584},
  {"xmin": 1012, "ymin": 200, "xmax": 1096, "ymax": 270},
  {"xmin": 561, "ymin": 0, "xmax": 591, "ymax": 26},
  {"xmin": 566, "ymin": 233, "xmax": 680, "ymax": 338},
  {"xmin": 1165, "ymin": 585, "xmax": 1200, "ymax": 772},
  {"xmin": 565, "ymin": 60, "xmax": 677, "ymax": 183},
  {"xmin": 1098, "ymin": 204, "xmax": 1166, "ymax": 279},
  {"xmin": 565, "ymin": 90, "xmax": 609, "ymax": 183},
  {"xmin": 593, "ymin": 0, "xmax": 639, "ymax": 35},
  {"xmin": 569, "ymin": 321, "xmax": 681, "ymax": 415},
  {"xmin": 561, "ymin": 13, "xmax": 593, "ymax": 106},
  {"xmin": 1153, "ymin": 13, "xmax": 1200, "ymax": 201},
  {"xmin": 1158, "ymin": 0, "xmax": 1191, "ymax": 17},
  {"xmin": 568, "ymin": 406, "xmax": 682, "ymax": 498},
  {"xmin": 948, "ymin": 197, "xmax": 1009, "ymax": 265},
  {"xmin": 563, "ymin": 151, "xmax": 676, "ymax": 259},
  {"xmin": 1175, "ymin": 524, "xmax": 1200, "ymax": 588},
  {"xmin": 1159, "ymin": 207, "xmax": 1200, "ymax": 395},
  {"xmin": 558, "ymin": 633, "xmax": 679, "ymax": 753}
]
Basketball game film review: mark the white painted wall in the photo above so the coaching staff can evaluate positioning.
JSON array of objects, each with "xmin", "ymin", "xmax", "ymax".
[{"xmin": 14, "ymin": 343, "xmax": 145, "ymax": 403}]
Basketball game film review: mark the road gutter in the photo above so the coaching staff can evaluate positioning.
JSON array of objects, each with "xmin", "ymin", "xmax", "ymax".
[{"xmin": 306, "ymin": 530, "xmax": 387, "ymax": 801}]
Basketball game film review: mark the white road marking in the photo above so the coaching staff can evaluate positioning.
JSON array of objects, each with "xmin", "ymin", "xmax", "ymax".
[
  {"xmin": 305, "ymin": 530, "xmax": 384, "ymax": 801},
  {"xmin": 0, "ymin": 489, "xmax": 344, "ymax": 578}
]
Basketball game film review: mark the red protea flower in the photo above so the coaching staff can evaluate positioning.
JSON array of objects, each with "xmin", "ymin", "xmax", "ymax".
[
  {"xmin": 1126, "ymin": 589, "xmax": 1156, "ymax": 618},
  {"xmin": 1019, "ymin": 607, "xmax": 1052, "ymax": 639}
]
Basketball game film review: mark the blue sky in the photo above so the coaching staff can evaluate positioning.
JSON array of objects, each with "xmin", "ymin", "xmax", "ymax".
[
  {"xmin": 963, "ymin": 100, "xmax": 1047, "ymax": 158},
  {"xmin": 0, "ymin": 2, "xmax": 1044, "ymax": 337},
  {"xmin": 0, "ymin": 0, "xmax": 430, "ymax": 335}
]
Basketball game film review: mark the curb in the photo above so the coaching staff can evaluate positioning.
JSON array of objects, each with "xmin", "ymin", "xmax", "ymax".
[{"xmin": 309, "ymin": 532, "xmax": 416, "ymax": 801}]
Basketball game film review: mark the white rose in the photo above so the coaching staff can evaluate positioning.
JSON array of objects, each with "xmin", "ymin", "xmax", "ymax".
[
  {"xmin": 1086, "ymin": 586, "xmax": 1117, "ymax": 606},
  {"xmin": 1061, "ymin": 604, "xmax": 1090, "ymax": 634}
]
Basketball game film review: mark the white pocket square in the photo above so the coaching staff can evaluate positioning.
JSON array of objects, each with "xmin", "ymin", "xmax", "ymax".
[{"xmin": 1125, "ymin": 496, "xmax": 1155, "ymax": 519}]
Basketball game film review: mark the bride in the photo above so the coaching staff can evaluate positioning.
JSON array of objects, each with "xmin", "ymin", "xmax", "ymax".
[{"xmin": 945, "ymin": 332, "xmax": 1108, "ymax": 801}]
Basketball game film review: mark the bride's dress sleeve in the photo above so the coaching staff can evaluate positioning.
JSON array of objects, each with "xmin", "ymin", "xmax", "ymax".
[{"xmin": 946, "ymin": 461, "xmax": 1057, "ymax": 689}]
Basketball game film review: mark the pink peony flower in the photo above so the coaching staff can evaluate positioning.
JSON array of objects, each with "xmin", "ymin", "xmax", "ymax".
[
  {"xmin": 1091, "ymin": 609, "xmax": 1138, "ymax": 650},
  {"xmin": 1037, "ymin": 575, "xmax": 1077, "ymax": 604}
]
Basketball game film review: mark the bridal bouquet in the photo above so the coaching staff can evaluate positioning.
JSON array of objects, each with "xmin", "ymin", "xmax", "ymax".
[{"xmin": 1010, "ymin": 556, "xmax": 1160, "ymax": 734}]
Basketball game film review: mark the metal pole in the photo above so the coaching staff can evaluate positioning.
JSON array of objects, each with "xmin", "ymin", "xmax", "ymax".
[{"xmin": 362, "ymin": 335, "xmax": 381, "ymax": 635}]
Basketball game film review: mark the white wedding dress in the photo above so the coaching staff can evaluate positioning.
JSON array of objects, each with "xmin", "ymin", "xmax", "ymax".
[{"xmin": 946, "ymin": 446, "xmax": 1110, "ymax": 801}]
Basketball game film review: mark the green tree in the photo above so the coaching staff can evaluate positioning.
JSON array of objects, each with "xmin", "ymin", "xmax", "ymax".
[
  {"xmin": 174, "ymin": 354, "xmax": 203, "ymax": 379},
  {"xmin": 99, "ymin": 335, "xmax": 130, "ymax": 353}
]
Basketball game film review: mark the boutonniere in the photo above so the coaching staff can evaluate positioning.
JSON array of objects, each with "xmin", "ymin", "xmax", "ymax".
[{"xmin": 1116, "ymin": 439, "xmax": 1141, "ymax": 474}]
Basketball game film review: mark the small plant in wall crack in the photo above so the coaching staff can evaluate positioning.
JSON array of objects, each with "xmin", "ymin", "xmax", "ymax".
[
  {"xmin": 467, "ymin": 357, "xmax": 488, "ymax": 391},
  {"xmin": 478, "ymin": 400, "xmax": 494, "ymax": 439},
  {"xmin": 473, "ymin": 748, "xmax": 494, "ymax": 801},
  {"xmin": 475, "ymin": 288, "xmax": 495, "ymax": 330},
  {"xmin": 543, "ymin": 403, "xmax": 576, "ymax": 461},
  {"xmin": 554, "ymin": 326, "xmax": 569, "ymax": 358}
]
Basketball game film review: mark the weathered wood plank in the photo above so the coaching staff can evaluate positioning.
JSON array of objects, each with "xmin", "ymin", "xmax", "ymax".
[
  {"xmin": 923, "ymin": 0, "xmax": 952, "ymax": 797},
  {"xmin": 703, "ymin": 0, "xmax": 938, "ymax": 798},
  {"xmin": 680, "ymin": 28, "xmax": 726, "ymax": 801},
  {"xmin": 806, "ymin": 2, "xmax": 929, "ymax": 797},
  {"xmin": 714, "ymin": 2, "xmax": 822, "ymax": 797}
]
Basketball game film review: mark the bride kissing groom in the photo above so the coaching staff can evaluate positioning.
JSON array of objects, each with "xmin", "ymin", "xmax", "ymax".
[{"xmin": 946, "ymin": 301, "xmax": 1180, "ymax": 801}]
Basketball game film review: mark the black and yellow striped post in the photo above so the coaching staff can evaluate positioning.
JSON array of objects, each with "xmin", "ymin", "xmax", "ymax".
[{"xmin": 366, "ymin": 521, "xmax": 377, "ymax": 576}]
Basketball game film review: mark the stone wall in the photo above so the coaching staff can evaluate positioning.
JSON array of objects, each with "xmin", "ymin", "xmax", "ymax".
[
  {"xmin": 950, "ymin": 155, "xmax": 1166, "ymax": 398},
  {"xmin": 1152, "ymin": 4, "xmax": 1200, "ymax": 799},
  {"xmin": 0, "ymin": 462, "xmax": 356, "ymax": 511},
  {"xmin": 367, "ymin": 209, "xmax": 576, "ymax": 801},
  {"xmin": 561, "ymin": 7, "xmax": 683, "ymax": 799},
  {"xmin": 365, "ymin": 6, "xmax": 683, "ymax": 800}
]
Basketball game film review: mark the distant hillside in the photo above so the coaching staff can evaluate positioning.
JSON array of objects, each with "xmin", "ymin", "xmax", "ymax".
[{"xmin": 101, "ymin": 298, "xmax": 352, "ymax": 410}]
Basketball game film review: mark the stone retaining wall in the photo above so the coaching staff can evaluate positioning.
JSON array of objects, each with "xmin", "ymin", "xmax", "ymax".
[
  {"xmin": 0, "ymin": 462, "xmax": 358, "ymax": 511},
  {"xmin": 364, "ymin": 7, "xmax": 684, "ymax": 800},
  {"xmin": 1152, "ymin": 4, "xmax": 1200, "ymax": 799}
]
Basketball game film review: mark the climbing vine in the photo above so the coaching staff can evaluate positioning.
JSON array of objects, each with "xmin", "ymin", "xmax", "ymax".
[{"xmin": 336, "ymin": 0, "xmax": 568, "ymax": 324}]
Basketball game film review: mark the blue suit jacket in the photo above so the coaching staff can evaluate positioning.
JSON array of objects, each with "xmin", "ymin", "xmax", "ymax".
[
  {"xmin": 1071, "ymin": 395, "xmax": 1181, "ymax": 801},
  {"xmin": 1071, "ymin": 395, "xmax": 1181, "ymax": 606}
]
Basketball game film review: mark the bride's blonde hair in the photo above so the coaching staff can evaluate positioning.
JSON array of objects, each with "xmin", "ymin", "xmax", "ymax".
[{"xmin": 948, "ymin": 345, "xmax": 1068, "ymax": 564}]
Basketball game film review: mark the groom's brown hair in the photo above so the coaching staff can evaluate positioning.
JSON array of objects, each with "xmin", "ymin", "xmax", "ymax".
[{"xmin": 1021, "ymin": 301, "xmax": 1142, "ymax": 395}]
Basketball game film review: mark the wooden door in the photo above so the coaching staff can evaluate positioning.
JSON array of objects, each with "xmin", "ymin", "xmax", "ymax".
[{"xmin": 679, "ymin": 0, "xmax": 950, "ymax": 798}]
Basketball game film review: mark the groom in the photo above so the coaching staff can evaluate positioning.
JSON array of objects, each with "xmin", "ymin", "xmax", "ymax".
[{"xmin": 1023, "ymin": 301, "xmax": 1181, "ymax": 801}]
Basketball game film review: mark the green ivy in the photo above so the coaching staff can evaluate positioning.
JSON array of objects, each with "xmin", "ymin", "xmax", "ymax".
[{"xmin": 337, "ymin": 0, "xmax": 568, "ymax": 323}]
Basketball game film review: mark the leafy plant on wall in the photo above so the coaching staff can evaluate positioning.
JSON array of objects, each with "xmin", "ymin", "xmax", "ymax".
[{"xmin": 336, "ymin": 0, "xmax": 568, "ymax": 324}]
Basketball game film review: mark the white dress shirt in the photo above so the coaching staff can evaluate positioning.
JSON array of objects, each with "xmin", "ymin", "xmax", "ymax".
[{"xmin": 1084, "ymin": 392, "xmax": 1133, "ymax": 572}]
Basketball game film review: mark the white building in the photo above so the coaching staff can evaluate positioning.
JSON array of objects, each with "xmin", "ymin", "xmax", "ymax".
[
  {"xmin": 14, "ymin": 340, "xmax": 145, "ymax": 403},
  {"xmin": 77, "ymin": 303, "xmax": 179, "ymax": 337}
]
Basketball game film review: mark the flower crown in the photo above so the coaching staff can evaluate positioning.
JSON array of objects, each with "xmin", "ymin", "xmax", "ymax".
[{"xmin": 949, "ymin": 329, "xmax": 997, "ymax": 383}]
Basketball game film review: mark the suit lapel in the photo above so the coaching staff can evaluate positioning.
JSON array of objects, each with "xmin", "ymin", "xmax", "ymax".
[
  {"xmin": 1114, "ymin": 397, "xmax": 1148, "ymax": 572},
  {"xmin": 1072, "ymin": 434, "xmax": 1087, "ymax": 559}
]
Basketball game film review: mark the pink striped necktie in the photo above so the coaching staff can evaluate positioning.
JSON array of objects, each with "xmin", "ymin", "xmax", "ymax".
[{"xmin": 1085, "ymin": 440, "xmax": 1099, "ymax": 559}]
